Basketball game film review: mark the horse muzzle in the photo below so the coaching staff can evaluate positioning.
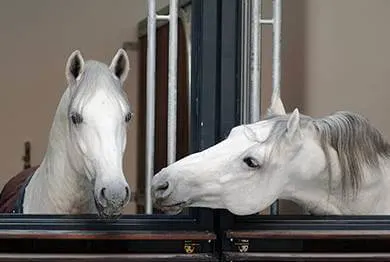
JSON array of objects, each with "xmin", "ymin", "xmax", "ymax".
[{"xmin": 93, "ymin": 183, "xmax": 131, "ymax": 219}]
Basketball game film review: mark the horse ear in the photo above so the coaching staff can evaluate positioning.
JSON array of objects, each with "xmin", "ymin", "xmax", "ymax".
[
  {"xmin": 243, "ymin": 125, "xmax": 257, "ymax": 141},
  {"xmin": 266, "ymin": 95, "xmax": 286, "ymax": 117},
  {"xmin": 286, "ymin": 108, "xmax": 301, "ymax": 140},
  {"xmin": 66, "ymin": 50, "xmax": 85, "ymax": 85},
  {"xmin": 109, "ymin": 48, "xmax": 130, "ymax": 84}
]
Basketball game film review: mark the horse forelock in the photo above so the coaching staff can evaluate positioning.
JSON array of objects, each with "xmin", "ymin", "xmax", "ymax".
[{"xmin": 68, "ymin": 60, "xmax": 130, "ymax": 114}]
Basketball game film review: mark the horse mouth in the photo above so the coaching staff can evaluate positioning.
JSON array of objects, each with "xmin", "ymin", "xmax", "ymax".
[
  {"xmin": 157, "ymin": 201, "xmax": 187, "ymax": 214},
  {"xmin": 161, "ymin": 201, "xmax": 186, "ymax": 208}
]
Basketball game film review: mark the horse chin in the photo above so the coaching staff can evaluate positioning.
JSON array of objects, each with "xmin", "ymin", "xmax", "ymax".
[
  {"xmin": 94, "ymin": 197, "xmax": 123, "ymax": 221},
  {"xmin": 98, "ymin": 210, "xmax": 123, "ymax": 221},
  {"xmin": 161, "ymin": 206, "xmax": 183, "ymax": 215}
]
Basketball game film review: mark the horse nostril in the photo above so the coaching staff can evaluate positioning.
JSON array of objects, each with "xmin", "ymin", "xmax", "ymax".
[
  {"xmin": 158, "ymin": 181, "xmax": 169, "ymax": 191},
  {"xmin": 100, "ymin": 187, "xmax": 107, "ymax": 200},
  {"xmin": 97, "ymin": 187, "xmax": 108, "ymax": 207},
  {"xmin": 125, "ymin": 186, "xmax": 130, "ymax": 201}
]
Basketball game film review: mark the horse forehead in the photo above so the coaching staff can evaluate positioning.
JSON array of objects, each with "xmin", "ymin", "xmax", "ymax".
[
  {"xmin": 242, "ymin": 120, "xmax": 274, "ymax": 141},
  {"xmin": 84, "ymin": 90, "xmax": 128, "ymax": 117},
  {"xmin": 218, "ymin": 122, "xmax": 274, "ymax": 152}
]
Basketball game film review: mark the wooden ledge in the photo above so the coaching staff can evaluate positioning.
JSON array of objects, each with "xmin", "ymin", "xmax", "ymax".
[
  {"xmin": 0, "ymin": 230, "xmax": 216, "ymax": 240},
  {"xmin": 226, "ymin": 230, "xmax": 390, "ymax": 239},
  {"xmin": 224, "ymin": 252, "xmax": 390, "ymax": 261},
  {"xmin": 0, "ymin": 253, "xmax": 217, "ymax": 261}
]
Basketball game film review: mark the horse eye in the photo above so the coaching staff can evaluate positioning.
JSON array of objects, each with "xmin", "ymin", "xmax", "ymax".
[
  {"xmin": 243, "ymin": 157, "xmax": 261, "ymax": 168},
  {"xmin": 70, "ymin": 113, "xmax": 83, "ymax": 125},
  {"xmin": 125, "ymin": 112, "xmax": 133, "ymax": 123}
]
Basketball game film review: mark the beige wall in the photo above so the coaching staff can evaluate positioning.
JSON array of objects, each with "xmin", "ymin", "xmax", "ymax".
[
  {"xmin": 279, "ymin": 0, "xmax": 390, "ymax": 136},
  {"xmin": 304, "ymin": 0, "xmax": 390, "ymax": 142},
  {"xmin": 0, "ymin": 0, "xmax": 168, "ymax": 214}
]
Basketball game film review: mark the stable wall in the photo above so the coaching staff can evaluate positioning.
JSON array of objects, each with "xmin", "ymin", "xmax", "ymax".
[{"xmin": 278, "ymin": 0, "xmax": 390, "ymax": 136}]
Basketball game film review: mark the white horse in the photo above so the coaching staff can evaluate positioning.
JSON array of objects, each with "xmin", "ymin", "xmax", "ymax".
[
  {"xmin": 152, "ymin": 95, "xmax": 390, "ymax": 216},
  {"xmin": 0, "ymin": 49, "xmax": 132, "ymax": 219}
]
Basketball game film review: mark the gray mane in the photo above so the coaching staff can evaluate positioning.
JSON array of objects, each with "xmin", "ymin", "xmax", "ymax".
[{"xmin": 267, "ymin": 111, "xmax": 390, "ymax": 196}]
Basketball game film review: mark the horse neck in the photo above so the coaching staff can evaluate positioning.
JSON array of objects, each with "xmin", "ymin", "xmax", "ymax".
[
  {"xmin": 23, "ymin": 88, "xmax": 95, "ymax": 214},
  {"xmin": 282, "ymin": 150, "xmax": 390, "ymax": 215}
]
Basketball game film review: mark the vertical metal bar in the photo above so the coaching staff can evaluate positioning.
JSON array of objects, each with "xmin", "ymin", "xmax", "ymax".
[
  {"xmin": 271, "ymin": 0, "xmax": 282, "ymax": 104},
  {"xmin": 178, "ymin": 7, "xmax": 192, "ymax": 151},
  {"xmin": 167, "ymin": 0, "xmax": 179, "ymax": 165},
  {"xmin": 240, "ymin": 0, "xmax": 250, "ymax": 124},
  {"xmin": 145, "ymin": 0, "xmax": 157, "ymax": 214},
  {"xmin": 249, "ymin": 0, "xmax": 261, "ymax": 123},
  {"xmin": 145, "ymin": 0, "xmax": 179, "ymax": 214},
  {"xmin": 270, "ymin": 0, "xmax": 282, "ymax": 216}
]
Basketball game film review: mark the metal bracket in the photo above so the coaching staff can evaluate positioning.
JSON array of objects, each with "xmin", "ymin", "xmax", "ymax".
[
  {"xmin": 233, "ymin": 239, "xmax": 250, "ymax": 253},
  {"xmin": 183, "ymin": 240, "xmax": 200, "ymax": 254}
]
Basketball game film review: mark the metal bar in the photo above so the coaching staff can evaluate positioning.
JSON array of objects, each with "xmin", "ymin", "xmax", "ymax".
[
  {"xmin": 167, "ymin": 0, "xmax": 178, "ymax": 165},
  {"xmin": 260, "ymin": 19, "xmax": 273, "ymax": 24},
  {"xmin": 240, "ymin": 0, "xmax": 251, "ymax": 124},
  {"xmin": 145, "ymin": 0, "xmax": 179, "ymax": 213},
  {"xmin": 272, "ymin": 0, "xmax": 282, "ymax": 102},
  {"xmin": 156, "ymin": 15, "xmax": 170, "ymax": 20},
  {"xmin": 145, "ymin": 0, "xmax": 157, "ymax": 214},
  {"xmin": 249, "ymin": 0, "xmax": 261, "ymax": 123},
  {"xmin": 178, "ymin": 7, "xmax": 192, "ymax": 152},
  {"xmin": 270, "ymin": 0, "xmax": 282, "ymax": 216}
]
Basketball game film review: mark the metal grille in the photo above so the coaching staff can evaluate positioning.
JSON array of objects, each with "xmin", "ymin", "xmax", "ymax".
[
  {"xmin": 145, "ymin": 0, "xmax": 282, "ymax": 215},
  {"xmin": 145, "ymin": 0, "xmax": 179, "ymax": 214}
]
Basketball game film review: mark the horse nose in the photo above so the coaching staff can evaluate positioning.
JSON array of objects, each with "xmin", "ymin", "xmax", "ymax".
[
  {"xmin": 158, "ymin": 181, "xmax": 169, "ymax": 191},
  {"xmin": 98, "ymin": 184, "xmax": 131, "ymax": 207},
  {"xmin": 152, "ymin": 180, "xmax": 173, "ymax": 201}
]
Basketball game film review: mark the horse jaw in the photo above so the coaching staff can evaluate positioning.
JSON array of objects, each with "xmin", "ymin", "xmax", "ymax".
[{"xmin": 282, "ymin": 147, "xmax": 390, "ymax": 215}]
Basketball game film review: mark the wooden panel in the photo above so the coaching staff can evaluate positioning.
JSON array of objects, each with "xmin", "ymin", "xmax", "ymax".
[
  {"xmin": 153, "ymin": 18, "xmax": 189, "ymax": 172},
  {"xmin": 226, "ymin": 230, "xmax": 390, "ymax": 239},
  {"xmin": 0, "ymin": 231, "xmax": 216, "ymax": 256},
  {"xmin": 137, "ymin": 21, "xmax": 147, "ymax": 214},
  {"xmin": 0, "ymin": 253, "xmax": 217, "ymax": 262},
  {"xmin": 225, "ymin": 229, "xmax": 390, "ymax": 256},
  {"xmin": 224, "ymin": 252, "xmax": 390, "ymax": 262},
  {"xmin": 0, "ymin": 230, "xmax": 216, "ymax": 240}
]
